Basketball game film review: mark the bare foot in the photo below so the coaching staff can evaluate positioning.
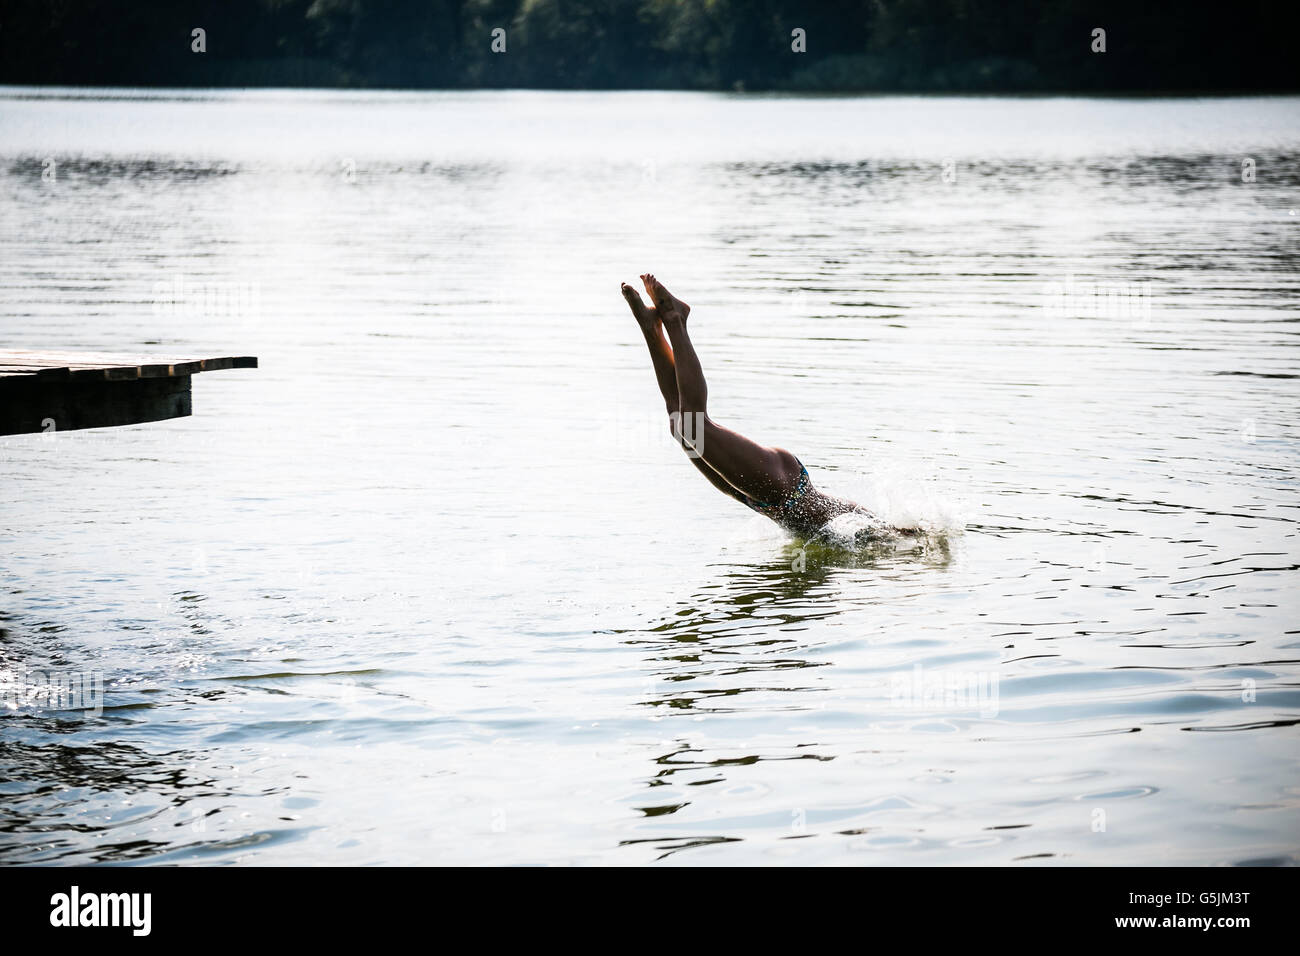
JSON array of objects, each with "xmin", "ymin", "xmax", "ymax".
[
  {"xmin": 620, "ymin": 282, "xmax": 658, "ymax": 328},
  {"xmin": 641, "ymin": 273, "xmax": 690, "ymax": 322}
]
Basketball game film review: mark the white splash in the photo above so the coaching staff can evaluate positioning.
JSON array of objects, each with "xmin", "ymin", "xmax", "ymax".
[{"xmin": 818, "ymin": 468, "xmax": 968, "ymax": 548}]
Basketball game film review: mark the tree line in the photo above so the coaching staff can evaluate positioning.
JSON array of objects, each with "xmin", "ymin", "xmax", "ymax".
[{"xmin": 1, "ymin": 0, "xmax": 1294, "ymax": 93}]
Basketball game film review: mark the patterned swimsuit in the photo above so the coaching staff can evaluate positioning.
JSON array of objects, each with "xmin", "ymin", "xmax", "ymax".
[{"xmin": 739, "ymin": 459, "xmax": 812, "ymax": 519}]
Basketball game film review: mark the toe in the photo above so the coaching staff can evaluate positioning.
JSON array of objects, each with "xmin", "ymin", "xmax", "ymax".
[{"xmin": 644, "ymin": 274, "xmax": 665, "ymax": 308}]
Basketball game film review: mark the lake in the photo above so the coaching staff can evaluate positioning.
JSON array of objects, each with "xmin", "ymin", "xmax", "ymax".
[{"xmin": 0, "ymin": 89, "xmax": 1297, "ymax": 865}]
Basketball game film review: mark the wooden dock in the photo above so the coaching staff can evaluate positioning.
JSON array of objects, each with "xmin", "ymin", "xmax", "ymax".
[{"xmin": 0, "ymin": 350, "xmax": 257, "ymax": 435}]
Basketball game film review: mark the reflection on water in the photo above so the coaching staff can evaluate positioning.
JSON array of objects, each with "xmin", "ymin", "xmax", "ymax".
[{"xmin": 0, "ymin": 90, "xmax": 1297, "ymax": 865}]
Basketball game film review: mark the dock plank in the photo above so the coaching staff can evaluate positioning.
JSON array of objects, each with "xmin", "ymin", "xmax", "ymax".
[
  {"xmin": 0, "ymin": 350, "xmax": 257, "ymax": 382},
  {"xmin": 0, "ymin": 349, "xmax": 257, "ymax": 435}
]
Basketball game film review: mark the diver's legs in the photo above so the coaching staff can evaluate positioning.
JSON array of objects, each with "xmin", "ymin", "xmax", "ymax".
[
  {"xmin": 643, "ymin": 273, "xmax": 803, "ymax": 504},
  {"xmin": 621, "ymin": 282, "xmax": 678, "ymax": 416},
  {"xmin": 621, "ymin": 281, "xmax": 755, "ymax": 503}
]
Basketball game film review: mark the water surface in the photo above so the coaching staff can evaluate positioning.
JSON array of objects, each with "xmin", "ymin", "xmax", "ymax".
[{"xmin": 1, "ymin": 90, "xmax": 1297, "ymax": 864}]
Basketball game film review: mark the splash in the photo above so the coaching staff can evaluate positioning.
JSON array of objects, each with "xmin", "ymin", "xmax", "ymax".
[
  {"xmin": 811, "ymin": 469, "xmax": 967, "ymax": 552},
  {"xmin": 714, "ymin": 466, "xmax": 967, "ymax": 561}
]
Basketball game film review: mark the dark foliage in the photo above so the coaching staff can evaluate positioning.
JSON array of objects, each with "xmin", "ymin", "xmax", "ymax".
[{"xmin": 0, "ymin": 0, "xmax": 1294, "ymax": 92}]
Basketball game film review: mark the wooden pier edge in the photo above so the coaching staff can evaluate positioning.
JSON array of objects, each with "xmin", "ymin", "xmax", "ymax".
[{"xmin": 0, "ymin": 351, "xmax": 257, "ymax": 436}]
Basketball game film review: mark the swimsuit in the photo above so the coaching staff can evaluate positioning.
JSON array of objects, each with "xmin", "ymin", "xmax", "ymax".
[{"xmin": 740, "ymin": 459, "xmax": 811, "ymax": 517}]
